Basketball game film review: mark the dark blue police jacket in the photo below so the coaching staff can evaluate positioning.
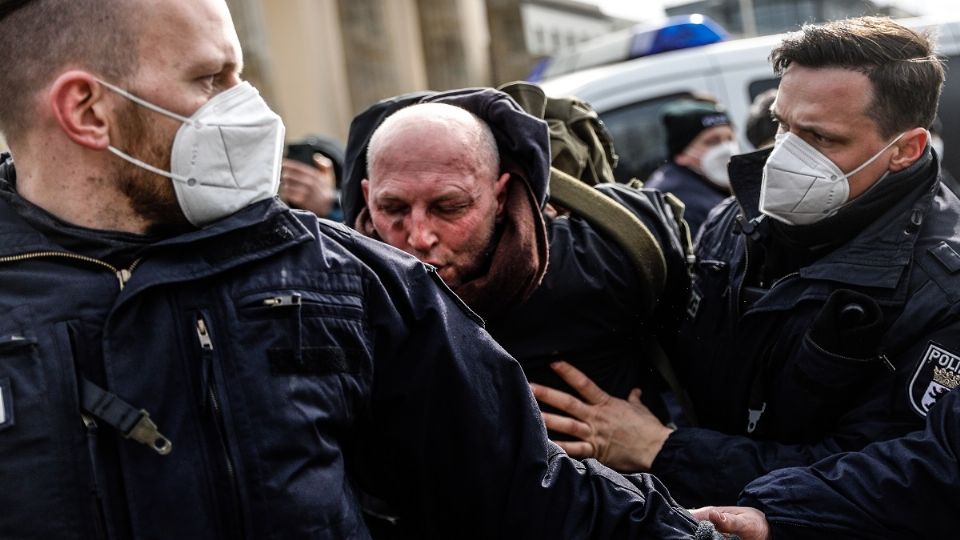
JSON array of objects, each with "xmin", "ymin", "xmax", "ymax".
[
  {"xmin": 0, "ymin": 158, "xmax": 719, "ymax": 539},
  {"xmin": 650, "ymin": 147, "xmax": 960, "ymax": 507},
  {"xmin": 741, "ymin": 386, "xmax": 960, "ymax": 538},
  {"xmin": 645, "ymin": 162, "xmax": 729, "ymax": 237}
]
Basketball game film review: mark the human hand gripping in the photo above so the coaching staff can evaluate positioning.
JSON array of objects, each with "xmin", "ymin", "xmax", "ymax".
[
  {"xmin": 279, "ymin": 155, "xmax": 337, "ymax": 217},
  {"xmin": 528, "ymin": 361, "xmax": 673, "ymax": 472},
  {"xmin": 689, "ymin": 507, "xmax": 770, "ymax": 540}
]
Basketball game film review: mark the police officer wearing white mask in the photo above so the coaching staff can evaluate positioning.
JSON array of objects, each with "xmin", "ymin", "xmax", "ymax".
[
  {"xmin": 646, "ymin": 99, "xmax": 740, "ymax": 235},
  {"xmin": 529, "ymin": 16, "xmax": 960, "ymax": 511}
]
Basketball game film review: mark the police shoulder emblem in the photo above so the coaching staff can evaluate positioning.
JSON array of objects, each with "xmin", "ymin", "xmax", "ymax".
[{"xmin": 909, "ymin": 342, "xmax": 960, "ymax": 416}]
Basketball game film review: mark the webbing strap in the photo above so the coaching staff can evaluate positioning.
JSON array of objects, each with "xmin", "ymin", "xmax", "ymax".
[{"xmin": 79, "ymin": 377, "xmax": 172, "ymax": 455}]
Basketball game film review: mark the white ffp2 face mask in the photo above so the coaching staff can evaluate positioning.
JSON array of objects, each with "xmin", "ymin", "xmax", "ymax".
[
  {"xmin": 99, "ymin": 79, "xmax": 285, "ymax": 226},
  {"xmin": 759, "ymin": 131, "xmax": 904, "ymax": 226},
  {"xmin": 698, "ymin": 140, "xmax": 739, "ymax": 189}
]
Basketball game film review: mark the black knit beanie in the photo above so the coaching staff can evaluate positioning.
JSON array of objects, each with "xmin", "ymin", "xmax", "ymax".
[{"xmin": 663, "ymin": 100, "xmax": 731, "ymax": 158}]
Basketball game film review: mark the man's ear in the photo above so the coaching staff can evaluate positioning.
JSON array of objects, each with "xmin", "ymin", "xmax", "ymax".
[
  {"xmin": 889, "ymin": 127, "xmax": 928, "ymax": 172},
  {"xmin": 494, "ymin": 172, "xmax": 511, "ymax": 217},
  {"xmin": 48, "ymin": 70, "xmax": 113, "ymax": 150},
  {"xmin": 361, "ymin": 178, "xmax": 371, "ymax": 204}
]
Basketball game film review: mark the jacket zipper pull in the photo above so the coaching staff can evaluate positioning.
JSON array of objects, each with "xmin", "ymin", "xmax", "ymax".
[
  {"xmin": 116, "ymin": 269, "xmax": 132, "ymax": 290},
  {"xmin": 196, "ymin": 317, "xmax": 214, "ymax": 350},
  {"xmin": 263, "ymin": 295, "xmax": 302, "ymax": 307},
  {"xmin": 196, "ymin": 316, "xmax": 215, "ymax": 408}
]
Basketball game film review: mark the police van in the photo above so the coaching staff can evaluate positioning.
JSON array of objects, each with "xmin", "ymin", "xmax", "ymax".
[{"xmin": 540, "ymin": 16, "xmax": 960, "ymax": 183}]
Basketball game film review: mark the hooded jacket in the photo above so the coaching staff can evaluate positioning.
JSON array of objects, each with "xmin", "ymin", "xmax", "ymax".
[
  {"xmin": 342, "ymin": 88, "xmax": 690, "ymax": 405},
  {"xmin": 650, "ymin": 147, "xmax": 960, "ymax": 507},
  {"xmin": 0, "ymin": 156, "xmax": 719, "ymax": 539}
]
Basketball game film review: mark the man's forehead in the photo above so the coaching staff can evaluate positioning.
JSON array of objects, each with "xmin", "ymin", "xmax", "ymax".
[
  {"xmin": 371, "ymin": 154, "xmax": 484, "ymax": 182},
  {"xmin": 369, "ymin": 169, "xmax": 481, "ymax": 200},
  {"xmin": 775, "ymin": 65, "xmax": 874, "ymax": 132},
  {"xmin": 137, "ymin": 0, "xmax": 242, "ymax": 65},
  {"xmin": 373, "ymin": 132, "xmax": 483, "ymax": 171}
]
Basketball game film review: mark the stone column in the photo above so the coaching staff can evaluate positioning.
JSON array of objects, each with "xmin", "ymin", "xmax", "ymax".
[{"xmin": 485, "ymin": 0, "xmax": 536, "ymax": 85}]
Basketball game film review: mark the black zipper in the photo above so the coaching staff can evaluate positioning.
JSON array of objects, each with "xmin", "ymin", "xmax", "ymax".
[
  {"xmin": 81, "ymin": 412, "xmax": 110, "ymax": 540},
  {"xmin": 195, "ymin": 315, "xmax": 246, "ymax": 539}
]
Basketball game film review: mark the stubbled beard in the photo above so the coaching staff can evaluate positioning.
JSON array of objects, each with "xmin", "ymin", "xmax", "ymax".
[{"xmin": 113, "ymin": 102, "xmax": 190, "ymax": 228}]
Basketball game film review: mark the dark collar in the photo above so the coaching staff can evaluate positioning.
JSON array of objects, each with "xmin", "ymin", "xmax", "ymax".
[{"xmin": 0, "ymin": 156, "xmax": 312, "ymax": 271}]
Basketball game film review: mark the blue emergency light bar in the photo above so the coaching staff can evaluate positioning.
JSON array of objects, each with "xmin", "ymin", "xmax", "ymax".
[
  {"xmin": 530, "ymin": 14, "xmax": 729, "ymax": 81},
  {"xmin": 629, "ymin": 14, "xmax": 729, "ymax": 58}
]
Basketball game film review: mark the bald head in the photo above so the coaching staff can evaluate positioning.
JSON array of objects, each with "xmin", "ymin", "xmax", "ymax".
[
  {"xmin": 0, "ymin": 0, "xmax": 140, "ymax": 147},
  {"xmin": 360, "ymin": 102, "xmax": 511, "ymax": 289},
  {"xmin": 367, "ymin": 102, "xmax": 500, "ymax": 184}
]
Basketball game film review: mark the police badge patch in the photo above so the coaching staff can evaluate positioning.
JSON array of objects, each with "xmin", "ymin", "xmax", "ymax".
[{"xmin": 909, "ymin": 342, "xmax": 960, "ymax": 416}]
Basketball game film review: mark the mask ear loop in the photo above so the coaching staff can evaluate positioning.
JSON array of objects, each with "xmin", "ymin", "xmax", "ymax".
[
  {"xmin": 96, "ymin": 79, "xmax": 195, "ymax": 126},
  {"xmin": 842, "ymin": 131, "xmax": 907, "ymax": 179},
  {"xmin": 105, "ymin": 146, "xmax": 195, "ymax": 185},
  {"xmin": 96, "ymin": 78, "xmax": 199, "ymax": 185},
  {"xmin": 826, "ymin": 131, "xmax": 909, "ymax": 217}
]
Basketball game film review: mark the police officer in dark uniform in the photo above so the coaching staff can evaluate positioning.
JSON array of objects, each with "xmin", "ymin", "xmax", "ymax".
[
  {"xmin": 645, "ymin": 99, "xmax": 738, "ymax": 235},
  {"xmin": 532, "ymin": 16, "xmax": 960, "ymax": 509}
]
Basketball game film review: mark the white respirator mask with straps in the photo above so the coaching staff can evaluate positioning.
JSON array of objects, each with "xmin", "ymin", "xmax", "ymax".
[
  {"xmin": 99, "ymin": 79, "xmax": 285, "ymax": 226},
  {"xmin": 759, "ymin": 131, "xmax": 905, "ymax": 226},
  {"xmin": 697, "ymin": 140, "xmax": 739, "ymax": 189}
]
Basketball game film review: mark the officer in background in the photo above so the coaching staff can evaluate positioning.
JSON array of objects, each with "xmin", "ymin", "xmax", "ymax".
[{"xmin": 644, "ymin": 99, "xmax": 738, "ymax": 235}]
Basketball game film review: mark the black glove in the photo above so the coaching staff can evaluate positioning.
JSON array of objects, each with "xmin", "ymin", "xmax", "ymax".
[{"xmin": 808, "ymin": 288, "xmax": 884, "ymax": 358}]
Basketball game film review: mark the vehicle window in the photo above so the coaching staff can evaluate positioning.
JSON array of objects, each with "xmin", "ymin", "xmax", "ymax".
[
  {"xmin": 748, "ymin": 78, "xmax": 780, "ymax": 101},
  {"xmin": 600, "ymin": 93, "xmax": 696, "ymax": 182}
]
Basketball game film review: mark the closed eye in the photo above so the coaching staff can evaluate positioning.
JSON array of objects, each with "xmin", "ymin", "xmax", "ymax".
[
  {"xmin": 435, "ymin": 203, "xmax": 470, "ymax": 216},
  {"xmin": 377, "ymin": 203, "xmax": 408, "ymax": 216}
]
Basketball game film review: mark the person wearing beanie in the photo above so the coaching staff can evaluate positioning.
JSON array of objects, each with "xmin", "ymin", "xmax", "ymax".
[{"xmin": 645, "ymin": 99, "xmax": 739, "ymax": 235}]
